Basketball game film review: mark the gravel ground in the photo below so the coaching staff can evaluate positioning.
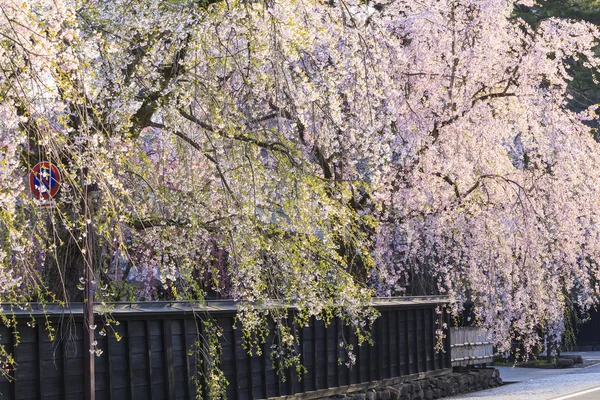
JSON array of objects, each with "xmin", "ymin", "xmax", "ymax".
[{"xmin": 446, "ymin": 353, "xmax": 600, "ymax": 400}]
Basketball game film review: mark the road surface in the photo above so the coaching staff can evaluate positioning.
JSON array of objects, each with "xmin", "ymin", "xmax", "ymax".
[
  {"xmin": 447, "ymin": 352, "xmax": 600, "ymax": 400},
  {"xmin": 547, "ymin": 385, "xmax": 600, "ymax": 400}
]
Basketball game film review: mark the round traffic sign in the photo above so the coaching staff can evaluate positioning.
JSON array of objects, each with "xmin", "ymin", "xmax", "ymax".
[{"xmin": 29, "ymin": 162, "xmax": 61, "ymax": 199}]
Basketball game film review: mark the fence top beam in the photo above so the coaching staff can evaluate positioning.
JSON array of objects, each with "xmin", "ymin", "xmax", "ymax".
[
  {"xmin": 371, "ymin": 296, "xmax": 449, "ymax": 307},
  {"xmin": 0, "ymin": 296, "xmax": 449, "ymax": 317}
]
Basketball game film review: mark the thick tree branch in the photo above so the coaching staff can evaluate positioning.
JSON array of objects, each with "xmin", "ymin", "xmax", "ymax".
[
  {"xmin": 178, "ymin": 109, "xmax": 301, "ymax": 167},
  {"xmin": 130, "ymin": 217, "xmax": 217, "ymax": 232},
  {"xmin": 314, "ymin": 145, "xmax": 333, "ymax": 180},
  {"xmin": 268, "ymin": 99, "xmax": 307, "ymax": 145},
  {"xmin": 435, "ymin": 172, "xmax": 460, "ymax": 198}
]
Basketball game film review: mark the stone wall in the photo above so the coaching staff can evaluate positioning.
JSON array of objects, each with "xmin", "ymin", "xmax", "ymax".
[{"xmin": 329, "ymin": 368, "xmax": 502, "ymax": 400}]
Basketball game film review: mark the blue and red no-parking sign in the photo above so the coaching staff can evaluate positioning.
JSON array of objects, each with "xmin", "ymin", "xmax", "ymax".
[{"xmin": 29, "ymin": 162, "xmax": 61, "ymax": 199}]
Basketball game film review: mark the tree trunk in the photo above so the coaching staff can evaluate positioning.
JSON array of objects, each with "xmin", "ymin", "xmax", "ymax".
[
  {"xmin": 43, "ymin": 220, "xmax": 85, "ymax": 302},
  {"xmin": 43, "ymin": 193, "xmax": 100, "ymax": 302}
]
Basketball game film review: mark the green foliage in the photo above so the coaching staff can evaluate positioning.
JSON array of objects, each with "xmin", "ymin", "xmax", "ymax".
[
  {"xmin": 188, "ymin": 318, "xmax": 229, "ymax": 400},
  {"xmin": 517, "ymin": 1, "xmax": 600, "ymax": 26}
]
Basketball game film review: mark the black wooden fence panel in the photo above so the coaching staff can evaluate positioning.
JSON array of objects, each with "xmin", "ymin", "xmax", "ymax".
[
  {"xmin": 575, "ymin": 308, "xmax": 600, "ymax": 348},
  {"xmin": 0, "ymin": 297, "xmax": 449, "ymax": 400}
]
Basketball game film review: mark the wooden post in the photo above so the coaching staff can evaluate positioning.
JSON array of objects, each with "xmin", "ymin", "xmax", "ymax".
[{"xmin": 445, "ymin": 307, "xmax": 452, "ymax": 369}]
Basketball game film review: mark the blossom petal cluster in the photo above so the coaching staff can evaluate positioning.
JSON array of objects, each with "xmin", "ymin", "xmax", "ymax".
[{"xmin": 0, "ymin": 0, "xmax": 599, "ymax": 358}]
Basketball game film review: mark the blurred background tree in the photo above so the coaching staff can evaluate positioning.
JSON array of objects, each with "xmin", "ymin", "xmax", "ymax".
[{"xmin": 517, "ymin": 1, "xmax": 600, "ymax": 133}]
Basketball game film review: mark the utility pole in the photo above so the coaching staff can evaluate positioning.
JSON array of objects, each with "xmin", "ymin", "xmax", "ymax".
[{"xmin": 82, "ymin": 168, "xmax": 95, "ymax": 400}]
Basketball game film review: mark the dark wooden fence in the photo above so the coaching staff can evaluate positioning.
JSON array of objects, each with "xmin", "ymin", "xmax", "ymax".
[
  {"xmin": 0, "ymin": 297, "xmax": 450, "ymax": 400},
  {"xmin": 575, "ymin": 307, "xmax": 600, "ymax": 350}
]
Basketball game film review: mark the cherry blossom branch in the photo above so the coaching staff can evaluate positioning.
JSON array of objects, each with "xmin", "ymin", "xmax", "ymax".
[{"xmin": 148, "ymin": 122, "xmax": 237, "ymax": 199}]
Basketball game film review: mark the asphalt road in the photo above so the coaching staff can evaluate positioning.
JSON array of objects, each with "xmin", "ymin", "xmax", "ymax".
[
  {"xmin": 547, "ymin": 385, "xmax": 600, "ymax": 400},
  {"xmin": 447, "ymin": 352, "xmax": 600, "ymax": 400}
]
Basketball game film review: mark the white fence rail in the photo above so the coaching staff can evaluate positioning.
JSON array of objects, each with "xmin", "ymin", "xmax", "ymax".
[{"xmin": 450, "ymin": 327, "xmax": 494, "ymax": 367}]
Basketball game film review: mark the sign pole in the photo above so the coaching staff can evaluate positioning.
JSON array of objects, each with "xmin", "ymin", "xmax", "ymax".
[
  {"xmin": 30, "ymin": 161, "xmax": 95, "ymax": 396},
  {"xmin": 82, "ymin": 169, "xmax": 95, "ymax": 400}
]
